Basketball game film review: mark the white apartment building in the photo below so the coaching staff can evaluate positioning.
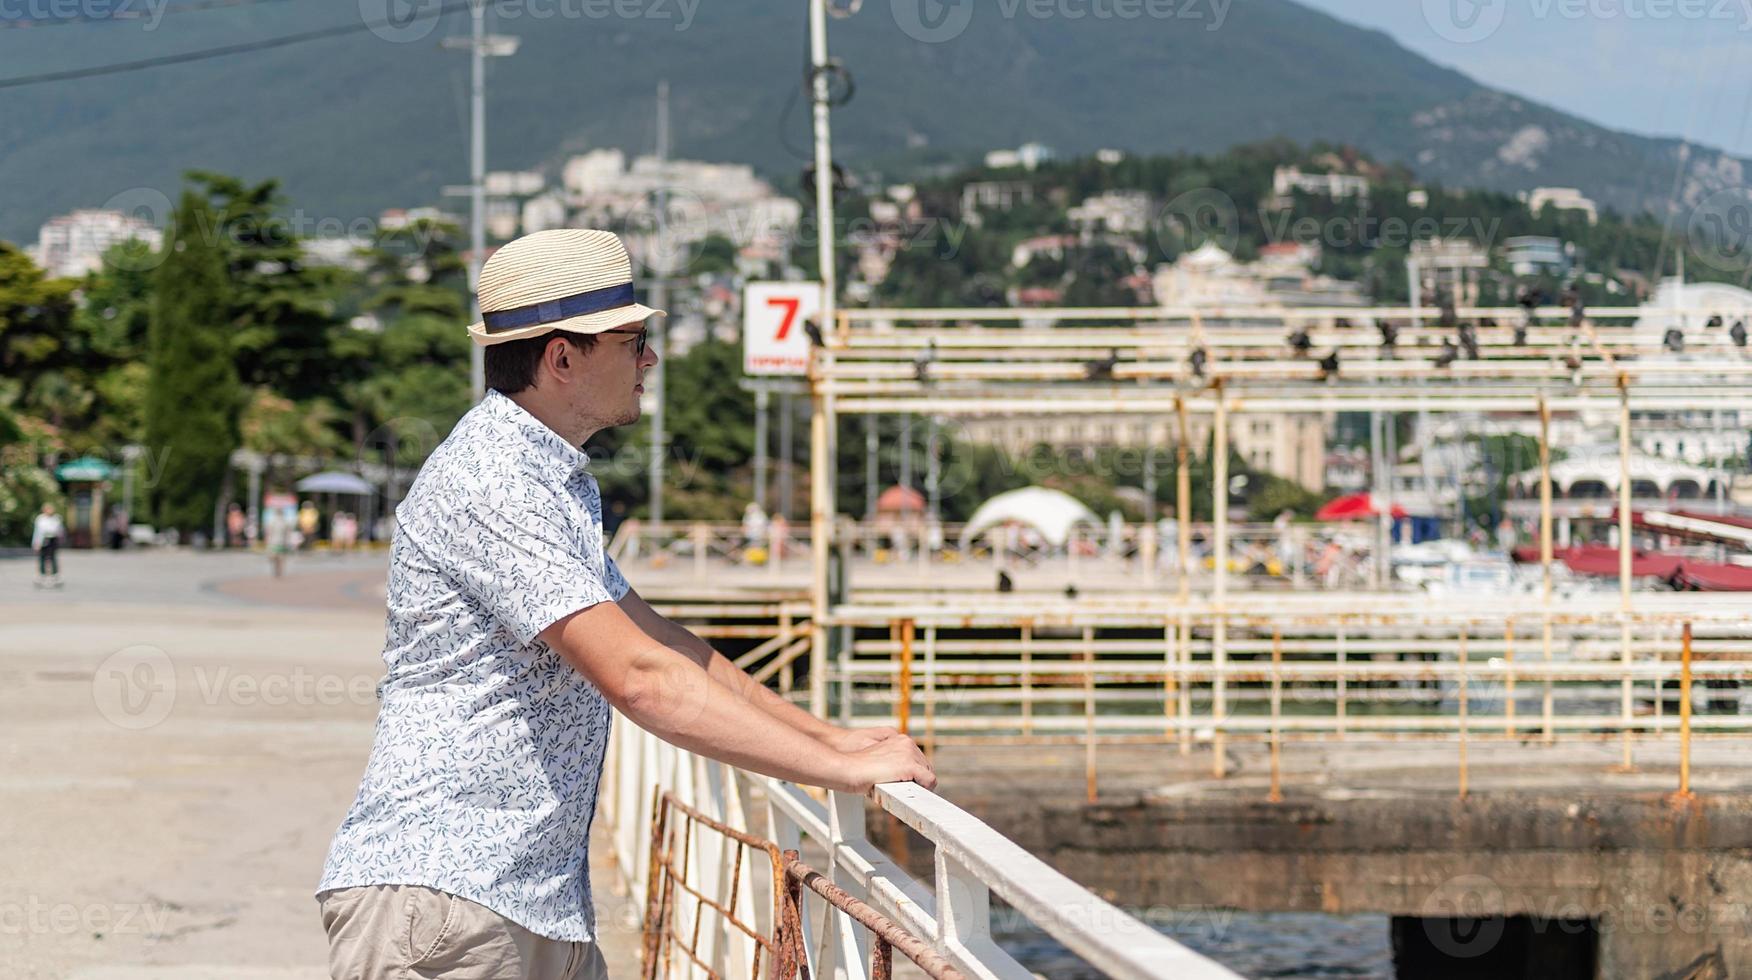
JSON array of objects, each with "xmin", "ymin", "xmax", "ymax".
[
  {"xmin": 550, "ymin": 149, "xmax": 803, "ymax": 262},
  {"xmin": 957, "ymin": 411, "xmax": 1329, "ymax": 491},
  {"xmin": 1409, "ymin": 237, "xmax": 1490, "ymax": 305},
  {"xmin": 562, "ymin": 149, "xmax": 628, "ymax": 196},
  {"xmin": 960, "ymin": 181, "xmax": 1033, "ymax": 224},
  {"xmin": 984, "ymin": 142, "xmax": 1057, "ymax": 171},
  {"xmin": 484, "ymin": 170, "xmax": 545, "ymax": 197},
  {"xmin": 1524, "ymin": 186, "xmax": 1598, "ymax": 225},
  {"xmin": 1270, "ymin": 166, "xmax": 1371, "ymax": 208},
  {"xmin": 1152, "ymin": 242, "xmax": 1364, "ymax": 309},
  {"xmin": 28, "ymin": 209, "xmax": 163, "ymax": 278},
  {"xmin": 1067, "ymin": 191, "xmax": 1154, "ymax": 236}
]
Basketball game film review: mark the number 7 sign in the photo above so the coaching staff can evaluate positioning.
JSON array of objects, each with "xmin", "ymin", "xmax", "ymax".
[{"xmin": 743, "ymin": 282, "xmax": 821, "ymax": 377}]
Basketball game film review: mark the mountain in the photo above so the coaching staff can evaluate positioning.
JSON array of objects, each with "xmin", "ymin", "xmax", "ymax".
[{"xmin": 2, "ymin": 0, "xmax": 1746, "ymax": 244}]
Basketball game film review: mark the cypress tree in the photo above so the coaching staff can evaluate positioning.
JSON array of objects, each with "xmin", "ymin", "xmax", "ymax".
[{"xmin": 146, "ymin": 191, "xmax": 241, "ymax": 537}]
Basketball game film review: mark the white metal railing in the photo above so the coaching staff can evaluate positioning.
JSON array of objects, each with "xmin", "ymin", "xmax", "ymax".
[
  {"xmin": 600, "ymin": 718, "xmax": 1241, "ymax": 980},
  {"xmin": 613, "ymin": 518, "xmax": 1409, "ymax": 590}
]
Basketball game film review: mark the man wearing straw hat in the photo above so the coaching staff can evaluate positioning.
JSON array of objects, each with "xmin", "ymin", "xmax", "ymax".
[{"xmin": 317, "ymin": 230, "xmax": 934, "ymax": 979}]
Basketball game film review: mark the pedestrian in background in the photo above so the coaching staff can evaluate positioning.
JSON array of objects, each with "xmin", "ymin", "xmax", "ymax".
[
  {"xmin": 226, "ymin": 502, "xmax": 247, "ymax": 548},
  {"xmin": 31, "ymin": 503, "xmax": 65, "ymax": 590},
  {"xmin": 297, "ymin": 500, "xmax": 320, "ymax": 549}
]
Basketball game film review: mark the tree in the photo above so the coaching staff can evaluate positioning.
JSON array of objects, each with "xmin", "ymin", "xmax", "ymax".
[
  {"xmin": 183, "ymin": 171, "xmax": 352, "ymax": 403},
  {"xmin": 146, "ymin": 191, "xmax": 243, "ymax": 536},
  {"xmin": 339, "ymin": 221, "xmax": 473, "ymax": 468},
  {"xmin": 0, "ymin": 242, "xmax": 79, "ymax": 426},
  {"xmin": 0, "ymin": 398, "xmax": 63, "ymax": 546}
]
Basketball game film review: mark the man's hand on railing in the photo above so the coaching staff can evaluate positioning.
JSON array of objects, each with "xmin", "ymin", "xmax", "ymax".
[
  {"xmin": 823, "ymin": 725, "xmax": 903, "ymax": 755},
  {"xmin": 842, "ymin": 731, "xmax": 937, "ymax": 794}
]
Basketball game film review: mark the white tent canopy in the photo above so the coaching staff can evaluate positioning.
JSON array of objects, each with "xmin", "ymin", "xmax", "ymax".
[
  {"xmin": 1636, "ymin": 278, "xmax": 1752, "ymax": 343},
  {"xmin": 959, "ymin": 487, "xmax": 1101, "ymax": 549},
  {"xmin": 296, "ymin": 471, "xmax": 376, "ymax": 495}
]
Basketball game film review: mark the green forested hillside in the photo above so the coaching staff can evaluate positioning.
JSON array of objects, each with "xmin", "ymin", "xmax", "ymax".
[{"xmin": 1, "ymin": 0, "xmax": 1741, "ymax": 242}]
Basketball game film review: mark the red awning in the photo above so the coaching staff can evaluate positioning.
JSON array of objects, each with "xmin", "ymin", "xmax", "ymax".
[
  {"xmin": 1315, "ymin": 492, "xmax": 1408, "ymax": 522},
  {"xmin": 1508, "ymin": 542, "xmax": 1752, "ymax": 589},
  {"xmin": 1673, "ymin": 562, "xmax": 1752, "ymax": 592},
  {"xmin": 1558, "ymin": 546, "xmax": 1684, "ymax": 579},
  {"xmin": 876, "ymin": 485, "xmax": 926, "ymax": 514}
]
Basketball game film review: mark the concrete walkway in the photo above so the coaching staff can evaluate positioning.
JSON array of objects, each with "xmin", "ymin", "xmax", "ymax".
[{"xmin": 1, "ymin": 551, "xmax": 643, "ymax": 980}]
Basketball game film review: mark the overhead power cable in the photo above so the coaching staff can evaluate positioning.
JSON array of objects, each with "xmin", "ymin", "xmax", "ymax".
[
  {"xmin": 1, "ymin": 0, "xmax": 308, "ymax": 30},
  {"xmin": 0, "ymin": 0, "xmax": 472, "ymax": 90}
]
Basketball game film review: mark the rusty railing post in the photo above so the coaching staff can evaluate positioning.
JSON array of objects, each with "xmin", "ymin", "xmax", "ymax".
[{"xmin": 642, "ymin": 790, "xmax": 671, "ymax": 978}]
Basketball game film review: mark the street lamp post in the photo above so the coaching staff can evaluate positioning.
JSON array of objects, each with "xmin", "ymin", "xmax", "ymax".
[{"xmin": 443, "ymin": 3, "xmax": 520, "ymax": 402}]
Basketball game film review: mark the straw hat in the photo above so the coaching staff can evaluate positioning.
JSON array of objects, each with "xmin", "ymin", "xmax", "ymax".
[{"xmin": 467, "ymin": 229, "xmax": 664, "ymax": 346}]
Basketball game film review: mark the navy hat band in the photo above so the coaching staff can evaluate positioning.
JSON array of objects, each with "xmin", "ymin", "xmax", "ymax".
[{"xmin": 482, "ymin": 283, "xmax": 638, "ymax": 333}]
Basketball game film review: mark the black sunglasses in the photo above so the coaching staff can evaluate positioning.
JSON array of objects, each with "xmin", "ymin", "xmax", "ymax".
[{"xmin": 599, "ymin": 326, "xmax": 649, "ymax": 358}]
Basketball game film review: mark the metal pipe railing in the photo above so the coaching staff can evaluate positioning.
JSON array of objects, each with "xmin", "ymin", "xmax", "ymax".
[{"xmin": 601, "ymin": 723, "xmax": 1239, "ymax": 980}]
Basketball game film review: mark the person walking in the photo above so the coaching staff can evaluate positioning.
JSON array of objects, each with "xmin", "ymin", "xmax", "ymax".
[
  {"xmin": 226, "ymin": 502, "xmax": 247, "ymax": 548},
  {"xmin": 31, "ymin": 503, "xmax": 65, "ymax": 589},
  {"xmin": 296, "ymin": 500, "xmax": 320, "ymax": 549},
  {"xmin": 315, "ymin": 230, "xmax": 933, "ymax": 980}
]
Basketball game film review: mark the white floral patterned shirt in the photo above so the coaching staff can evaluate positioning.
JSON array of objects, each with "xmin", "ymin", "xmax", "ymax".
[{"xmin": 318, "ymin": 389, "xmax": 631, "ymax": 942}]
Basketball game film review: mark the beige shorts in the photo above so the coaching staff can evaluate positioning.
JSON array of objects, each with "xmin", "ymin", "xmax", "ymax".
[{"xmin": 318, "ymin": 884, "xmax": 609, "ymax": 980}]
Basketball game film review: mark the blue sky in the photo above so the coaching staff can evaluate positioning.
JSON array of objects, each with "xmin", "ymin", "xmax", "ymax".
[{"xmin": 1298, "ymin": 0, "xmax": 1752, "ymax": 156}]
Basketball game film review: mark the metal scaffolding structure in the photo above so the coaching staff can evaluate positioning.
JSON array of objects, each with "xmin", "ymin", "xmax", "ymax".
[{"xmin": 803, "ymin": 305, "xmax": 1752, "ymax": 779}]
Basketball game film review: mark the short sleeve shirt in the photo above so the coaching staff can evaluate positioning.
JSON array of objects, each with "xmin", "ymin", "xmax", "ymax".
[{"xmin": 318, "ymin": 390, "xmax": 630, "ymax": 942}]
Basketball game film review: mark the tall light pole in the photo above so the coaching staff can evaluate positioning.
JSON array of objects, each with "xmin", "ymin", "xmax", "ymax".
[
  {"xmin": 444, "ymin": 2, "xmax": 519, "ymax": 402},
  {"xmin": 806, "ymin": 0, "xmax": 840, "ymax": 718},
  {"xmin": 648, "ymin": 80, "xmax": 670, "ymax": 527}
]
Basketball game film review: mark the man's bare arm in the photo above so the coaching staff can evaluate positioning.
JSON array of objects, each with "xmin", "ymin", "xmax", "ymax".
[
  {"xmin": 540, "ymin": 599, "xmax": 932, "ymax": 793},
  {"xmin": 616, "ymin": 587, "xmax": 899, "ymax": 752}
]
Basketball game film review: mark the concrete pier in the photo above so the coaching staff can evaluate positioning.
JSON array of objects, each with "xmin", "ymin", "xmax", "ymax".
[{"xmin": 906, "ymin": 740, "xmax": 1752, "ymax": 978}]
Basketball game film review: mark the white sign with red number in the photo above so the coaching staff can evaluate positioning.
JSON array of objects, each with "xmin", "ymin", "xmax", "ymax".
[{"xmin": 743, "ymin": 281, "xmax": 820, "ymax": 376}]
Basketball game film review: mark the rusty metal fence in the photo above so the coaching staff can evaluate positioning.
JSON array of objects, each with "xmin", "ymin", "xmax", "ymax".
[
  {"xmin": 603, "ymin": 721, "xmax": 1242, "ymax": 980},
  {"xmin": 643, "ymin": 790, "xmax": 966, "ymax": 980}
]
